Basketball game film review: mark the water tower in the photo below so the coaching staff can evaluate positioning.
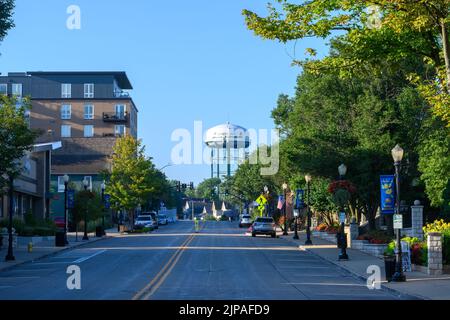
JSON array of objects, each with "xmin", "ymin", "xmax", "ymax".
[{"xmin": 205, "ymin": 122, "xmax": 250, "ymax": 179}]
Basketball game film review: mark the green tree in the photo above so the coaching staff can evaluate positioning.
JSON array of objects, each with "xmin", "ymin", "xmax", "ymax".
[
  {"xmin": 107, "ymin": 136, "xmax": 160, "ymax": 225},
  {"xmin": 0, "ymin": 0, "xmax": 15, "ymax": 46},
  {"xmin": 0, "ymin": 96, "xmax": 39, "ymax": 192},
  {"xmin": 193, "ymin": 178, "xmax": 221, "ymax": 201},
  {"xmin": 72, "ymin": 190, "xmax": 103, "ymax": 225}
]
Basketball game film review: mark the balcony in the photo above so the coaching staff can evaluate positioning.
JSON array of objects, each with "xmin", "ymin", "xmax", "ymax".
[
  {"xmin": 103, "ymin": 112, "xmax": 128, "ymax": 123},
  {"xmin": 113, "ymin": 90, "xmax": 130, "ymax": 98}
]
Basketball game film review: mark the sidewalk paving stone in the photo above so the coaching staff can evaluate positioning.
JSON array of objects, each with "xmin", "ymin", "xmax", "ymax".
[{"xmin": 280, "ymin": 231, "xmax": 450, "ymax": 300}]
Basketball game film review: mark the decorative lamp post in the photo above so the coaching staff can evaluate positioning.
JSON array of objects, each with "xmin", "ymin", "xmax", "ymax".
[
  {"xmin": 63, "ymin": 174, "xmax": 69, "ymax": 245},
  {"xmin": 282, "ymin": 183, "xmax": 288, "ymax": 236},
  {"xmin": 264, "ymin": 185, "xmax": 269, "ymax": 217},
  {"xmin": 305, "ymin": 174, "xmax": 312, "ymax": 245},
  {"xmin": 391, "ymin": 144, "xmax": 406, "ymax": 282},
  {"xmin": 82, "ymin": 178, "xmax": 89, "ymax": 241},
  {"xmin": 101, "ymin": 181, "xmax": 106, "ymax": 236},
  {"xmin": 337, "ymin": 164, "xmax": 349, "ymax": 260}
]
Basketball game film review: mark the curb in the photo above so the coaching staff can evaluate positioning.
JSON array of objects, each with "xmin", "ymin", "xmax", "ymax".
[
  {"xmin": 280, "ymin": 235, "xmax": 424, "ymax": 300},
  {"xmin": 0, "ymin": 235, "xmax": 111, "ymax": 273}
]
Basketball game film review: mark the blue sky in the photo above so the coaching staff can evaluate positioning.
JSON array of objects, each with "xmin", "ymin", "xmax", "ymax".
[{"xmin": 1, "ymin": 0, "xmax": 329, "ymax": 184}]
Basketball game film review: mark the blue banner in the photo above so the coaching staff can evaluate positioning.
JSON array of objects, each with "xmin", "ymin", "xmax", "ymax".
[
  {"xmin": 67, "ymin": 190, "xmax": 75, "ymax": 209},
  {"xmin": 296, "ymin": 189, "xmax": 305, "ymax": 209},
  {"xmin": 380, "ymin": 175, "xmax": 395, "ymax": 214},
  {"xmin": 104, "ymin": 194, "xmax": 111, "ymax": 209}
]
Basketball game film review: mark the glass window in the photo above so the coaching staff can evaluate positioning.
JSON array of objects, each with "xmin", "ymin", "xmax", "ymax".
[
  {"xmin": 115, "ymin": 104, "xmax": 126, "ymax": 118},
  {"xmin": 57, "ymin": 176, "xmax": 66, "ymax": 193},
  {"xmin": 115, "ymin": 125, "xmax": 126, "ymax": 137},
  {"xmin": 84, "ymin": 104, "xmax": 94, "ymax": 119},
  {"xmin": 84, "ymin": 125, "xmax": 94, "ymax": 137},
  {"xmin": 61, "ymin": 125, "xmax": 71, "ymax": 138},
  {"xmin": 0, "ymin": 83, "xmax": 7, "ymax": 95},
  {"xmin": 83, "ymin": 176, "xmax": 92, "ymax": 191},
  {"xmin": 12, "ymin": 84, "xmax": 22, "ymax": 97},
  {"xmin": 84, "ymin": 83, "xmax": 94, "ymax": 98},
  {"xmin": 62, "ymin": 84, "xmax": 71, "ymax": 98},
  {"xmin": 61, "ymin": 104, "xmax": 71, "ymax": 120}
]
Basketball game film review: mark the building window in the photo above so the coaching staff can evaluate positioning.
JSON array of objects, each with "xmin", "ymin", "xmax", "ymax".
[
  {"xmin": 115, "ymin": 104, "xmax": 126, "ymax": 117},
  {"xmin": 0, "ymin": 83, "xmax": 7, "ymax": 95},
  {"xmin": 84, "ymin": 83, "xmax": 94, "ymax": 98},
  {"xmin": 61, "ymin": 125, "xmax": 71, "ymax": 138},
  {"xmin": 84, "ymin": 125, "xmax": 94, "ymax": 137},
  {"xmin": 57, "ymin": 176, "xmax": 66, "ymax": 193},
  {"xmin": 115, "ymin": 125, "xmax": 126, "ymax": 137},
  {"xmin": 62, "ymin": 83, "xmax": 71, "ymax": 98},
  {"xmin": 84, "ymin": 104, "xmax": 94, "ymax": 119},
  {"xmin": 83, "ymin": 176, "xmax": 92, "ymax": 191},
  {"xmin": 61, "ymin": 104, "xmax": 72, "ymax": 120},
  {"xmin": 12, "ymin": 83, "xmax": 23, "ymax": 97}
]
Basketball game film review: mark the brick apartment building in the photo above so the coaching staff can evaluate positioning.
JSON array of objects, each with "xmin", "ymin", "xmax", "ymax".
[{"xmin": 0, "ymin": 71, "xmax": 138, "ymax": 220}]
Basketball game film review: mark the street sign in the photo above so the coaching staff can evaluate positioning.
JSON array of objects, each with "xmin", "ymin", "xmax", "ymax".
[
  {"xmin": 256, "ymin": 195, "xmax": 267, "ymax": 206},
  {"xmin": 339, "ymin": 212, "xmax": 346, "ymax": 224},
  {"xmin": 67, "ymin": 190, "xmax": 75, "ymax": 209},
  {"xmin": 393, "ymin": 214, "xmax": 403, "ymax": 229}
]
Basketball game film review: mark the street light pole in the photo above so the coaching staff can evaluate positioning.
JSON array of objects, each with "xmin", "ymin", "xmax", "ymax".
[
  {"xmin": 338, "ymin": 164, "xmax": 349, "ymax": 260},
  {"xmin": 5, "ymin": 176, "xmax": 15, "ymax": 261},
  {"xmin": 305, "ymin": 174, "xmax": 312, "ymax": 245},
  {"xmin": 101, "ymin": 181, "xmax": 106, "ymax": 236},
  {"xmin": 63, "ymin": 174, "xmax": 69, "ymax": 245},
  {"xmin": 264, "ymin": 185, "xmax": 269, "ymax": 217},
  {"xmin": 282, "ymin": 183, "xmax": 288, "ymax": 236},
  {"xmin": 82, "ymin": 179, "xmax": 89, "ymax": 241},
  {"xmin": 392, "ymin": 144, "xmax": 406, "ymax": 282}
]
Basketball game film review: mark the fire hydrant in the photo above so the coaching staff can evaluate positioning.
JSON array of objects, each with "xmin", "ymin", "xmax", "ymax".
[{"xmin": 28, "ymin": 242, "xmax": 33, "ymax": 253}]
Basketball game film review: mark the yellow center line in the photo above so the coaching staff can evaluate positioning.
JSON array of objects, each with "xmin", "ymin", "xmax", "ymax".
[{"xmin": 133, "ymin": 223, "xmax": 204, "ymax": 300}]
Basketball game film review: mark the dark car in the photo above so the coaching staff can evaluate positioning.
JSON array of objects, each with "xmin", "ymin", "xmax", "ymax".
[{"xmin": 252, "ymin": 217, "xmax": 277, "ymax": 238}]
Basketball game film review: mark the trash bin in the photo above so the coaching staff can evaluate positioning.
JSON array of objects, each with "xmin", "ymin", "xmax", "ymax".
[
  {"xmin": 384, "ymin": 255, "xmax": 396, "ymax": 282},
  {"xmin": 55, "ymin": 232, "xmax": 66, "ymax": 247},
  {"xmin": 95, "ymin": 226, "xmax": 103, "ymax": 237}
]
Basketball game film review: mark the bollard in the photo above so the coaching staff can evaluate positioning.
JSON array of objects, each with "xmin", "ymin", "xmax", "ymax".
[{"xmin": 28, "ymin": 242, "xmax": 33, "ymax": 253}]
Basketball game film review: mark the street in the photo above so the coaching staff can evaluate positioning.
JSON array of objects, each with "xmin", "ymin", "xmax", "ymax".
[{"xmin": 0, "ymin": 221, "xmax": 402, "ymax": 300}]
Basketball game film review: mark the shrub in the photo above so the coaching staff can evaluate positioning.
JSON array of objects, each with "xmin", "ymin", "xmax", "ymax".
[
  {"xmin": 316, "ymin": 223, "xmax": 327, "ymax": 232},
  {"xmin": 384, "ymin": 237, "xmax": 428, "ymax": 266},
  {"xmin": 423, "ymin": 219, "xmax": 450, "ymax": 265},
  {"xmin": 359, "ymin": 230, "xmax": 393, "ymax": 244}
]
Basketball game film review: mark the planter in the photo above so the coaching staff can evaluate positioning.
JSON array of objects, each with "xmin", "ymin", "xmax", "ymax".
[
  {"xmin": 17, "ymin": 236, "xmax": 56, "ymax": 246},
  {"xmin": 350, "ymin": 239, "xmax": 369, "ymax": 250},
  {"xmin": 0, "ymin": 233, "xmax": 17, "ymax": 248},
  {"xmin": 412, "ymin": 264, "xmax": 428, "ymax": 273},
  {"xmin": 361, "ymin": 243, "xmax": 388, "ymax": 258}
]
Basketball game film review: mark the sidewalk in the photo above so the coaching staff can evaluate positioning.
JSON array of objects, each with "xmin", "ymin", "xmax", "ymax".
[
  {"xmin": 280, "ymin": 231, "xmax": 450, "ymax": 300},
  {"xmin": 0, "ymin": 228, "xmax": 120, "ymax": 272}
]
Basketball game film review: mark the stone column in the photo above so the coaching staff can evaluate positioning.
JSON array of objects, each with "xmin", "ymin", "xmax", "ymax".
[
  {"xmin": 427, "ymin": 232, "xmax": 443, "ymax": 276},
  {"xmin": 411, "ymin": 200, "xmax": 424, "ymax": 240}
]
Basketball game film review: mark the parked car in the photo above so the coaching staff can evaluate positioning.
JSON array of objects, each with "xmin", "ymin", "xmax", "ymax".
[
  {"xmin": 134, "ymin": 215, "xmax": 154, "ymax": 230},
  {"xmin": 239, "ymin": 215, "xmax": 253, "ymax": 228},
  {"xmin": 137, "ymin": 212, "xmax": 158, "ymax": 229},
  {"xmin": 252, "ymin": 217, "xmax": 277, "ymax": 238},
  {"xmin": 158, "ymin": 214, "xmax": 169, "ymax": 225}
]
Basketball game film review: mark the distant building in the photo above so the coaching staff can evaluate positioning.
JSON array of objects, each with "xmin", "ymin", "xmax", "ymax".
[{"xmin": 0, "ymin": 71, "xmax": 138, "ymax": 220}]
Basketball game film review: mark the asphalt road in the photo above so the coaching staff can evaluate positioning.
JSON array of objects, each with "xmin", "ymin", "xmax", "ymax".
[{"xmin": 0, "ymin": 221, "xmax": 402, "ymax": 300}]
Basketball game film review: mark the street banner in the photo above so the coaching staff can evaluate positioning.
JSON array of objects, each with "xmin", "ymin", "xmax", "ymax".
[
  {"xmin": 380, "ymin": 175, "xmax": 395, "ymax": 214},
  {"xmin": 295, "ymin": 189, "xmax": 305, "ymax": 209},
  {"xmin": 104, "ymin": 194, "xmax": 111, "ymax": 209},
  {"xmin": 67, "ymin": 190, "xmax": 75, "ymax": 209}
]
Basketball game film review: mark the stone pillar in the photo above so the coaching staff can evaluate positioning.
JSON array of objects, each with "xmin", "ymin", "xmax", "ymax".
[
  {"xmin": 346, "ymin": 220, "xmax": 359, "ymax": 248},
  {"xmin": 411, "ymin": 200, "xmax": 424, "ymax": 240},
  {"xmin": 427, "ymin": 232, "xmax": 443, "ymax": 276}
]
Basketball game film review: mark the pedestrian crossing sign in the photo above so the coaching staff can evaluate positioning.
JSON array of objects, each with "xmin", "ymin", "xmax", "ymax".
[{"xmin": 256, "ymin": 195, "xmax": 267, "ymax": 206}]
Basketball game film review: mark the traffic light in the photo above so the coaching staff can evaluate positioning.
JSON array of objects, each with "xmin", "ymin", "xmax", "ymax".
[
  {"xmin": 182, "ymin": 183, "xmax": 187, "ymax": 191},
  {"xmin": 176, "ymin": 181, "xmax": 181, "ymax": 192},
  {"xmin": 189, "ymin": 182, "xmax": 194, "ymax": 190}
]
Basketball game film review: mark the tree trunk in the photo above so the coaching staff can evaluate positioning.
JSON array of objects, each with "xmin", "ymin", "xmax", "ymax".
[{"xmin": 440, "ymin": 19, "xmax": 450, "ymax": 92}]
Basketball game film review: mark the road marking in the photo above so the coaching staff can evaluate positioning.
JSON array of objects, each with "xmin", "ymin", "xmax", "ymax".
[
  {"xmin": 0, "ymin": 276, "xmax": 40, "ymax": 279},
  {"xmin": 281, "ymin": 282, "xmax": 368, "ymax": 287},
  {"xmin": 73, "ymin": 250, "xmax": 106, "ymax": 263},
  {"xmin": 0, "ymin": 286, "xmax": 13, "ymax": 289},
  {"xmin": 133, "ymin": 224, "xmax": 203, "ymax": 300}
]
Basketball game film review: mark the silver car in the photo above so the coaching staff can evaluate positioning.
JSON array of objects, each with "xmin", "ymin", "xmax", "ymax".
[{"xmin": 252, "ymin": 217, "xmax": 277, "ymax": 238}]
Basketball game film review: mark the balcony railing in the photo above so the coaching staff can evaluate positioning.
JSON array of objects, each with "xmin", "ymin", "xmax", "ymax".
[
  {"xmin": 113, "ymin": 90, "xmax": 130, "ymax": 98},
  {"xmin": 103, "ymin": 112, "xmax": 128, "ymax": 123}
]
